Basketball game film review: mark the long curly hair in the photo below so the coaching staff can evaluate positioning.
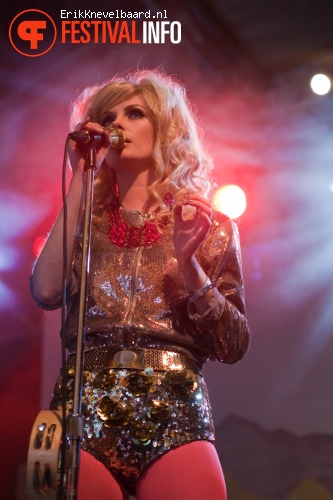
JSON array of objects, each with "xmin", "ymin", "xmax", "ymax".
[{"xmin": 69, "ymin": 69, "xmax": 214, "ymax": 221}]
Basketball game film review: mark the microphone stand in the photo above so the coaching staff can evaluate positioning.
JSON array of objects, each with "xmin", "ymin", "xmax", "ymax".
[{"xmin": 65, "ymin": 146, "xmax": 97, "ymax": 499}]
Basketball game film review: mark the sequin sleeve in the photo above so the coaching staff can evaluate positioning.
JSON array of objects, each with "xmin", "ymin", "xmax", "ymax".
[
  {"xmin": 28, "ymin": 274, "xmax": 62, "ymax": 311},
  {"xmin": 187, "ymin": 213, "xmax": 250, "ymax": 364},
  {"xmin": 28, "ymin": 271, "xmax": 78, "ymax": 311},
  {"xmin": 28, "ymin": 236, "xmax": 80, "ymax": 312}
]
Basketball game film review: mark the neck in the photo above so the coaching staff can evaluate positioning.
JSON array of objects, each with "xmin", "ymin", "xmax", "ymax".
[{"xmin": 115, "ymin": 169, "xmax": 158, "ymax": 214}]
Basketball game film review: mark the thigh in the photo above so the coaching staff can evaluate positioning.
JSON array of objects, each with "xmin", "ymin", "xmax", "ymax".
[
  {"xmin": 78, "ymin": 450, "xmax": 129, "ymax": 500},
  {"xmin": 136, "ymin": 441, "xmax": 226, "ymax": 500}
]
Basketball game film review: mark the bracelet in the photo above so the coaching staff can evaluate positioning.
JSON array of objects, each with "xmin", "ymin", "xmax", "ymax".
[{"xmin": 188, "ymin": 277, "xmax": 217, "ymax": 302}]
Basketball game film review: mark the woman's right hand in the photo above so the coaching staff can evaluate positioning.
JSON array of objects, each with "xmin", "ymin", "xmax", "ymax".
[{"xmin": 68, "ymin": 117, "xmax": 114, "ymax": 174}]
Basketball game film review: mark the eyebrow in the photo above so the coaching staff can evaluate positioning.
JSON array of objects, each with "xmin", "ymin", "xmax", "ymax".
[
  {"xmin": 111, "ymin": 103, "xmax": 146, "ymax": 112},
  {"xmin": 123, "ymin": 103, "xmax": 146, "ymax": 111}
]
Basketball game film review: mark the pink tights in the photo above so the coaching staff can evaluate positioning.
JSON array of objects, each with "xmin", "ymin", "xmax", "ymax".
[{"xmin": 78, "ymin": 441, "xmax": 227, "ymax": 499}]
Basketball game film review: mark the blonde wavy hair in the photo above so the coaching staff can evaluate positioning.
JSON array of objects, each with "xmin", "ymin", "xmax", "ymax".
[{"xmin": 69, "ymin": 69, "xmax": 214, "ymax": 221}]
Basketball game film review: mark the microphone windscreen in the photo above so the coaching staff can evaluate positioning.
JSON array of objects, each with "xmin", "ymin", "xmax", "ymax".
[{"xmin": 107, "ymin": 127, "xmax": 125, "ymax": 150}]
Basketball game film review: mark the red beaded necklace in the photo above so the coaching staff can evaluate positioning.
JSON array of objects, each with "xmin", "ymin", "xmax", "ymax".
[{"xmin": 108, "ymin": 201, "xmax": 163, "ymax": 248}]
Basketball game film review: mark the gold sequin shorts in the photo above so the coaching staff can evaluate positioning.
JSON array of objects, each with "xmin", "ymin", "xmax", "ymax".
[{"xmin": 49, "ymin": 348, "xmax": 215, "ymax": 495}]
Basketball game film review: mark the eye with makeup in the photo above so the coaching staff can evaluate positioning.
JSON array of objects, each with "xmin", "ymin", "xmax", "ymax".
[
  {"xmin": 127, "ymin": 107, "xmax": 145, "ymax": 119},
  {"xmin": 100, "ymin": 113, "xmax": 116, "ymax": 128},
  {"xmin": 100, "ymin": 107, "xmax": 146, "ymax": 128}
]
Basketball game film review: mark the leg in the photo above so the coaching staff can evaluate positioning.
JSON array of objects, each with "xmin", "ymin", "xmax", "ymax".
[
  {"xmin": 136, "ymin": 441, "xmax": 226, "ymax": 500},
  {"xmin": 78, "ymin": 450, "xmax": 129, "ymax": 500}
]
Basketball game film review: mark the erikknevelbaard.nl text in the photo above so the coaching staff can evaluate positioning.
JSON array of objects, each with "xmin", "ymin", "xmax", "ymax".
[
  {"xmin": 60, "ymin": 9, "xmax": 167, "ymax": 19},
  {"xmin": 60, "ymin": 9, "xmax": 181, "ymax": 44}
]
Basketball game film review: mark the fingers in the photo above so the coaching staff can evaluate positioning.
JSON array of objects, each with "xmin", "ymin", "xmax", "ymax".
[
  {"xmin": 68, "ymin": 117, "xmax": 113, "ymax": 174},
  {"xmin": 72, "ymin": 118, "xmax": 103, "ymax": 142},
  {"xmin": 70, "ymin": 117, "xmax": 115, "ymax": 171},
  {"xmin": 173, "ymin": 203, "xmax": 184, "ymax": 223},
  {"xmin": 74, "ymin": 117, "xmax": 90, "ymax": 131},
  {"xmin": 173, "ymin": 198, "xmax": 212, "ymax": 228},
  {"xmin": 197, "ymin": 208, "xmax": 212, "ymax": 226},
  {"xmin": 183, "ymin": 195, "xmax": 212, "ymax": 222},
  {"xmin": 72, "ymin": 118, "xmax": 110, "ymax": 145}
]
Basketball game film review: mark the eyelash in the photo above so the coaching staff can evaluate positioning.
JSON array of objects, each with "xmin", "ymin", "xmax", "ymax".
[
  {"xmin": 100, "ymin": 115, "xmax": 115, "ymax": 127},
  {"xmin": 100, "ymin": 108, "xmax": 145, "ymax": 127},
  {"xmin": 128, "ymin": 109, "xmax": 145, "ymax": 119}
]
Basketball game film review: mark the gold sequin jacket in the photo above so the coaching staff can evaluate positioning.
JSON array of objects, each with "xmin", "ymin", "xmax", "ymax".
[{"xmin": 34, "ymin": 209, "xmax": 250, "ymax": 366}]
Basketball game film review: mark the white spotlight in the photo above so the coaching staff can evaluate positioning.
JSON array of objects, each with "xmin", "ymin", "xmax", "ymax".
[
  {"xmin": 310, "ymin": 74, "xmax": 331, "ymax": 95},
  {"xmin": 213, "ymin": 185, "xmax": 247, "ymax": 219}
]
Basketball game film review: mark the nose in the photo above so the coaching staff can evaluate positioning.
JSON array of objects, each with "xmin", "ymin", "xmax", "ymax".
[{"xmin": 111, "ymin": 114, "xmax": 125, "ymax": 130}]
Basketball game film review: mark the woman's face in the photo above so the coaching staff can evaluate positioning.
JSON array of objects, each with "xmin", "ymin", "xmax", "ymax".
[{"xmin": 101, "ymin": 95, "xmax": 155, "ymax": 169}]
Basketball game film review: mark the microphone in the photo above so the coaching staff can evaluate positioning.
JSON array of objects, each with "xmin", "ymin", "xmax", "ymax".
[{"xmin": 69, "ymin": 127, "xmax": 125, "ymax": 150}]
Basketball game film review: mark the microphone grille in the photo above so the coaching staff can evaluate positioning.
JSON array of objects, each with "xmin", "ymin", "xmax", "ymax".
[{"xmin": 107, "ymin": 127, "xmax": 125, "ymax": 150}]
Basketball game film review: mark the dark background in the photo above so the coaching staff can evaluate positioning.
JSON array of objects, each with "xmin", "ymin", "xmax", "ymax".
[{"xmin": 1, "ymin": 1, "xmax": 333, "ymax": 498}]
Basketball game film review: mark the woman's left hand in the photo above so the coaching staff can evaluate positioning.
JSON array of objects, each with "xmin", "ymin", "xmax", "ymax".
[{"xmin": 173, "ymin": 194, "xmax": 212, "ymax": 265}]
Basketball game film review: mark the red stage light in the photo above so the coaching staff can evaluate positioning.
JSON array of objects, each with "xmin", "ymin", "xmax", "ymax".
[{"xmin": 213, "ymin": 184, "xmax": 246, "ymax": 219}]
